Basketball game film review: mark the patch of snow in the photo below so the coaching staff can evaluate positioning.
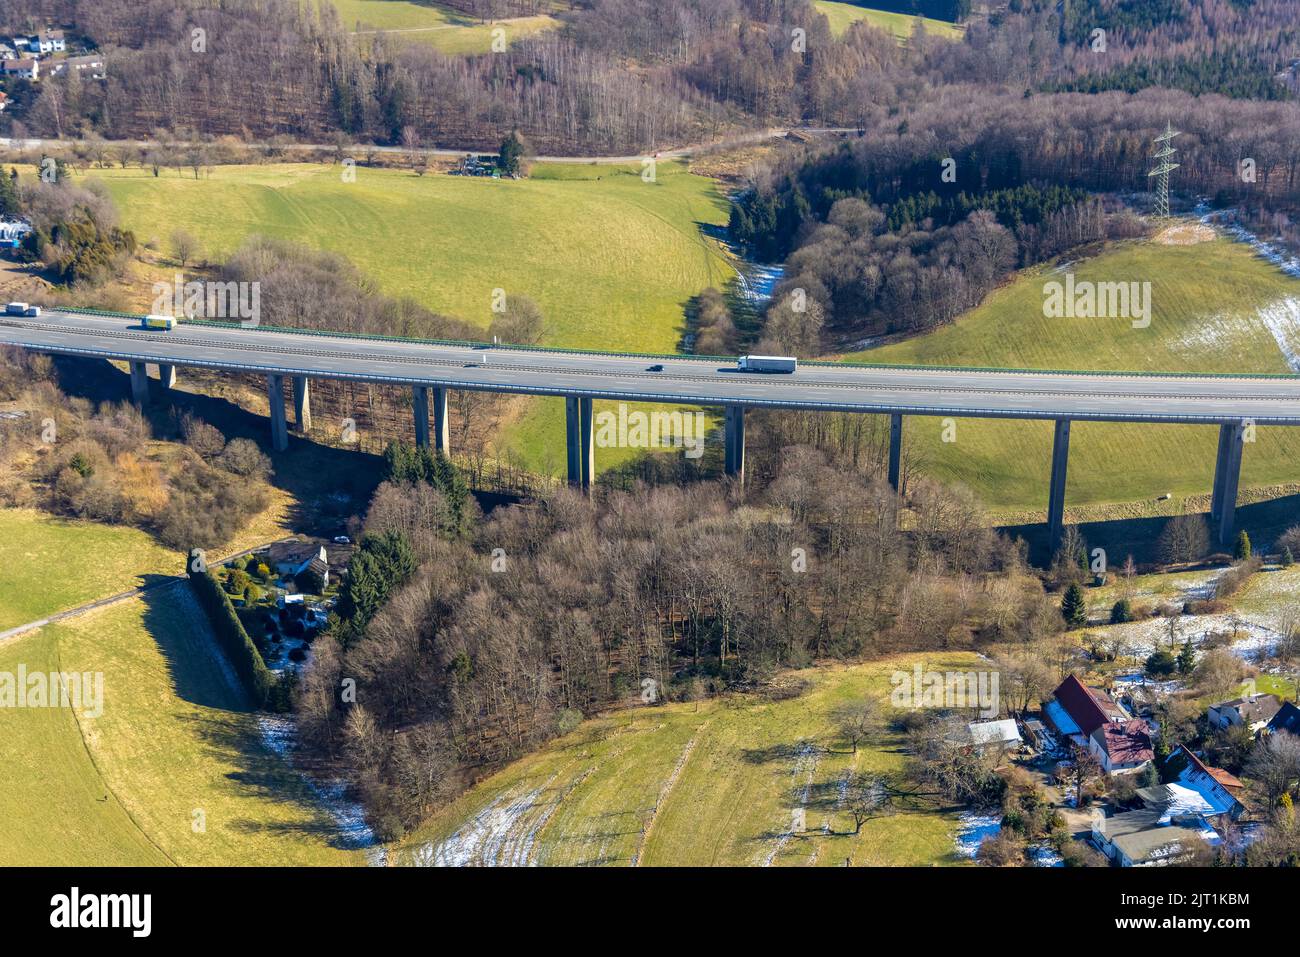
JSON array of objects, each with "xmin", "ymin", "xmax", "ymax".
[
  {"xmin": 1205, "ymin": 211, "xmax": 1300, "ymax": 278},
  {"xmin": 1256, "ymin": 298, "xmax": 1300, "ymax": 372},
  {"xmin": 1101, "ymin": 611, "xmax": 1282, "ymax": 662},
  {"xmin": 412, "ymin": 773, "xmax": 561, "ymax": 867},
  {"xmin": 1028, "ymin": 843, "xmax": 1065, "ymax": 867},
  {"xmin": 257, "ymin": 716, "xmax": 386, "ymax": 865},
  {"xmin": 762, "ymin": 741, "xmax": 820, "ymax": 866},
  {"xmin": 955, "ymin": 812, "xmax": 1002, "ymax": 858}
]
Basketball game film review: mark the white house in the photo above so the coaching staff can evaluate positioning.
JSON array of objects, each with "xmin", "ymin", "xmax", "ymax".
[
  {"xmin": 1, "ymin": 58, "xmax": 39, "ymax": 80},
  {"xmin": 1208, "ymin": 693, "xmax": 1281, "ymax": 734},
  {"xmin": 966, "ymin": 719, "xmax": 1022, "ymax": 757},
  {"xmin": 0, "ymin": 220, "xmax": 32, "ymax": 248},
  {"xmin": 49, "ymin": 54, "xmax": 105, "ymax": 79},
  {"xmin": 28, "ymin": 31, "xmax": 65, "ymax": 54},
  {"xmin": 1091, "ymin": 804, "xmax": 1219, "ymax": 867}
]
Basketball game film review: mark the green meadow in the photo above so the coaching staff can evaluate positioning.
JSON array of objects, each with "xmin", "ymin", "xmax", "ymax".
[
  {"xmin": 94, "ymin": 160, "xmax": 735, "ymax": 470},
  {"xmin": 814, "ymin": 1, "xmax": 965, "ymax": 41},
  {"xmin": 392, "ymin": 653, "xmax": 974, "ymax": 867},
  {"xmin": 0, "ymin": 588, "xmax": 364, "ymax": 865},
  {"xmin": 327, "ymin": 0, "xmax": 561, "ymax": 54},
  {"xmin": 848, "ymin": 238, "xmax": 1300, "ymax": 513},
  {"xmin": 0, "ymin": 509, "xmax": 181, "ymax": 631}
]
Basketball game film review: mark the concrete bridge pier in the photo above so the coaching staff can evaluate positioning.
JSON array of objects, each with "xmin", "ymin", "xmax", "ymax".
[
  {"xmin": 1212, "ymin": 421, "xmax": 1245, "ymax": 547},
  {"xmin": 565, "ymin": 396, "xmax": 594, "ymax": 490},
  {"xmin": 1047, "ymin": 418, "xmax": 1071, "ymax": 552},
  {"xmin": 129, "ymin": 361, "xmax": 150, "ymax": 406},
  {"xmin": 413, "ymin": 386, "xmax": 430, "ymax": 448},
  {"xmin": 432, "ymin": 386, "xmax": 449, "ymax": 453},
  {"xmin": 413, "ymin": 386, "xmax": 449, "ymax": 451},
  {"xmin": 267, "ymin": 374, "xmax": 288, "ymax": 452},
  {"xmin": 888, "ymin": 413, "xmax": 903, "ymax": 492},
  {"xmin": 724, "ymin": 405, "xmax": 746, "ymax": 486},
  {"xmin": 292, "ymin": 376, "xmax": 311, "ymax": 433},
  {"xmin": 156, "ymin": 364, "xmax": 176, "ymax": 391}
]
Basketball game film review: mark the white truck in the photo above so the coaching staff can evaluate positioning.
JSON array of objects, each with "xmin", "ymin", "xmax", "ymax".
[
  {"xmin": 737, "ymin": 354, "xmax": 797, "ymax": 373},
  {"xmin": 5, "ymin": 302, "xmax": 39, "ymax": 317}
]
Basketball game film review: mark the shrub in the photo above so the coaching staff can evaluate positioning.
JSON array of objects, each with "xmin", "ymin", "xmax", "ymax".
[
  {"xmin": 1109, "ymin": 599, "xmax": 1133, "ymax": 624},
  {"xmin": 555, "ymin": 708, "xmax": 583, "ymax": 736},
  {"xmin": 1060, "ymin": 584, "xmax": 1087, "ymax": 629},
  {"xmin": 1234, "ymin": 530, "xmax": 1252, "ymax": 561},
  {"xmin": 1145, "ymin": 649, "xmax": 1177, "ymax": 678},
  {"xmin": 68, "ymin": 451, "xmax": 95, "ymax": 477}
]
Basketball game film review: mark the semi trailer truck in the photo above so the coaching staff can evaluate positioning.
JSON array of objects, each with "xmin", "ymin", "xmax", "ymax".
[{"xmin": 736, "ymin": 355, "xmax": 797, "ymax": 373}]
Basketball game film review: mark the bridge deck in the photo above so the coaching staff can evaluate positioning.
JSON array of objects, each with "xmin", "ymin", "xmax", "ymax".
[{"xmin": 4, "ymin": 311, "xmax": 1300, "ymax": 425}]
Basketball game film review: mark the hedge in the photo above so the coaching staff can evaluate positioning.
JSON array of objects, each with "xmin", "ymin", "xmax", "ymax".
[{"xmin": 188, "ymin": 558, "xmax": 276, "ymax": 708}]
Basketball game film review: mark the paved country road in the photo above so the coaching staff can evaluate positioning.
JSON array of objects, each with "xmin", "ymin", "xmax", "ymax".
[
  {"xmin": 3, "ymin": 311, "xmax": 1300, "ymax": 425},
  {"xmin": 0, "ymin": 127, "xmax": 864, "ymax": 166},
  {"xmin": 0, "ymin": 537, "xmax": 295, "ymax": 648}
]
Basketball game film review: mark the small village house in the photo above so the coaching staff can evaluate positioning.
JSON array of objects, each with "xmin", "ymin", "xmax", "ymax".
[
  {"xmin": 1163, "ymin": 745, "xmax": 1246, "ymax": 820},
  {"xmin": 1208, "ymin": 693, "xmax": 1282, "ymax": 734},
  {"xmin": 1088, "ymin": 719, "xmax": 1154, "ymax": 774}
]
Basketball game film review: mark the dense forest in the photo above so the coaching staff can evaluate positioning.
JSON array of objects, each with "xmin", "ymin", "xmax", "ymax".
[
  {"xmin": 297, "ymin": 440, "xmax": 1047, "ymax": 835},
  {"xmin": 730, "ymin": 85, "xmax": 1300, "ymax": 344},
  {"xmin": 2, "ymin": 0, "xmax": 1299, "ymax": 152}
]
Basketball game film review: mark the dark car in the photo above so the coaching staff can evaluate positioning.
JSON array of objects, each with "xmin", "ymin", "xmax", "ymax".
[{"xmin": 647, "ymin": 363, "xmax": 664, "ymax": 372}]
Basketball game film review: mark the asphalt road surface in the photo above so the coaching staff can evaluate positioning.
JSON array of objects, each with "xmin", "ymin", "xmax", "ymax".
[{"xmin": 4, "ymin": 311, "xmax": 1300, "ymax": 425}]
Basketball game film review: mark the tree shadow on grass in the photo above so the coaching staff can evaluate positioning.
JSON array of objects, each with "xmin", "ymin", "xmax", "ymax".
[
  {"xmin": 139, "ymin": 576, "xmax": 247, "ymax": 711},
  {"xmin": 174, "ymin": 708, "xmax": 358, "ymax": 847}
]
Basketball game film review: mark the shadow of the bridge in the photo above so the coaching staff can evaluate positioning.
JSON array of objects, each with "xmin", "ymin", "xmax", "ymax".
[{"xmin": 1004, "ymin": 493, "xmax": 1300, "ymax": 566}]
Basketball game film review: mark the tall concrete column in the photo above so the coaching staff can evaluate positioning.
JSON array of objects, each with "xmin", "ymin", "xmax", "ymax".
[
  {"xmin": 724, "ymin": 405, "xmax": 746, "ymax": 486},
  {"xmin": 888, "ymin": 413, "xmax": 903, "ymax": 492},
  {"xmin": 432, "ymin": 386, "xmax": 449, "ymax": 454},
  {"xmin": 267, "ymin": 374, "xmax": 288, "ymax": 452},
  {"xmin": 129, "ymin": 361, "xmax": 150, "ymax": 406},
  {"xmin": 566, "ymin": 396, "xmax": 594, "ymax": 489},
  {"xmin": 292, "ymin": 376, "xmax": 311, "ymax": 434},
  {"xmin": 156, "ymin": 363, "xmax": 176, "ymax": 390},
  {"xmin": 412, "ymin": 386, "xmax": 430, "ymax": 447},
  {"xmin": 1047, "ymin": 418, "xmax": 1071, "ymax": 551},
  {"xmin": 1214, "ymin": 421, "xmax": 1246, "ymax": 547}
]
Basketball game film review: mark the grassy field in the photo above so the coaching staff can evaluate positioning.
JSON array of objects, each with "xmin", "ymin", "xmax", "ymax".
[
  {"xmin": 0, "ymin": 586, "xmax": 364, "ymax": 865},
  {"xmin": 97, "ymin": 161, "xmax": 732, "ymax": 353},
  {"xmin": 815, "ymin": 1, "xmax": 965, "ymax": 40},
  {"xmin": 848, "ymin": 237, "xmax": 1300, "ymax": 513},
  {"xmin": 95, "ymin": 160, "xmax": 734, "ymax": 470},
  {"xmin": 328, "ymin": 0, "xmax": 561, "ymax": 54},
  {"xmin": 0, "ymin": 508, "xmax": 181, "ymax": 631},
  {"xmin": 392, "ymin": 653, "xmax": 976, "ymax": 866}
]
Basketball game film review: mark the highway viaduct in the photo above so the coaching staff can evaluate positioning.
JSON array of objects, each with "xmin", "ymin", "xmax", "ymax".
[{"xmin": 5, "ymin": 310, "xmax": 1300, "ymax": 551}]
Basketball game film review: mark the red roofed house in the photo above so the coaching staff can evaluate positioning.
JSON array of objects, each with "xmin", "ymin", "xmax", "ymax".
[
  {"xmin": 1042, "ymin": 674, "xmax": 1129, "ymax": 748},
  {"xmin": 1089, "ymin": 719, "xmax": 1154, "ymax": 773}
]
